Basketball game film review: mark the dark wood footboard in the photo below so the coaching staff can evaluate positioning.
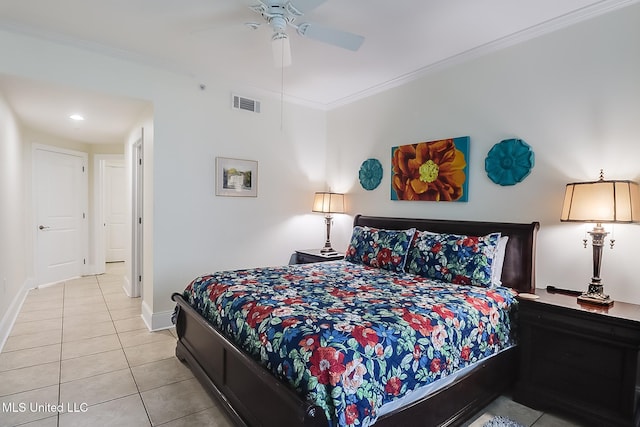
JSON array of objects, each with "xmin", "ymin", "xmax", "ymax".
[
  {"xmin": 172, "ymin": 292, "xmax": 328, "ymax": 427},
  {"xmin": 173, "ymin": 292, "xmax": 517, "ymax": 427},
  {"xmin": 375, "ymin": 347, "xmax": 517, "ymax": 427}
]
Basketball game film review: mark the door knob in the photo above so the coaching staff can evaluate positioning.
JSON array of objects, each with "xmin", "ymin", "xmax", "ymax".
[{"xmin": 39, "ymin": 225, "xmax": 50, "ymax": 230}]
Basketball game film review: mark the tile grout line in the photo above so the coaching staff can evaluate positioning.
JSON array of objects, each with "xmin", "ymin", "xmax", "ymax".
[
  {"xmin": 56, "ymin": 280, "xmax": 67, "ymax": 427},
  {"xmin": 97, "ymin": 267, "xmax": 210, "ymax": 426},
  {"xmin": 529, "ymin": 412, "xmax": 544, "ymax": 426},
  {"xmin": 4, "ymin": 270, "xmax": 138, "ymax": 426},
  {"xmin": 4, "ymin": 266, "xmax": 202, "ymax": 427},
  {"xmin": 57, "ymin": 274, "xmax": 102, "ymax": 426},
  {"xmin": 97, "ymin": 271, "xmax": 154, "ymax": 427}
]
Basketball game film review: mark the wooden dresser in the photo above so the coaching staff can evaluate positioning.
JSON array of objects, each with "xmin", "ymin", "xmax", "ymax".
[{"xmin": 514, "ymin": 290, "xmax": 640, "ymax": 426}]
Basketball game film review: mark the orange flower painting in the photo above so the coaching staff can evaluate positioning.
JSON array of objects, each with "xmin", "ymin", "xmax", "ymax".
[{"xmin": 391, "ymin": 137, "xmax": 469, "ymax": 202}]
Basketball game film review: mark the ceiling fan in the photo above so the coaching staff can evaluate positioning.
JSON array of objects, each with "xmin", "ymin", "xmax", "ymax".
[{"xmin": 245, "ymin": 0, "xmax": 365, "ymax": 67}]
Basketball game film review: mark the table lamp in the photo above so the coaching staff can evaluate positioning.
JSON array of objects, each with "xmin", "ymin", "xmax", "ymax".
[
  {"xmin": 560, "ymin": 170, "xmax": 640, "ymax": 305},
  {"xmin": 312, "ymin": 192, "xmax": 344, "ymax": 254}
]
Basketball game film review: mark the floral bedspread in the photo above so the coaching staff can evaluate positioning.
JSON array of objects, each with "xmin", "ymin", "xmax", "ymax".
[{"xmin": 182, "ymin": 260, "xmax": 518, "ymax": 427}]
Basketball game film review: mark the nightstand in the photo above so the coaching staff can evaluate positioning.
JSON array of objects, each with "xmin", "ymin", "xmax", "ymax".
[
  {"xmin": 294, "ymin": 249, "xmax": 344, "ymax": 264},
  {"xmin": 514, "ymin": 289, "xmax": 640, "ymax": 426}
]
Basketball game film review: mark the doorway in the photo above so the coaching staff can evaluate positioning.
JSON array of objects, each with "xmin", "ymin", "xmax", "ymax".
[
  {"xmin": 93, "ymin": 154, "xmax": 127, "ymax": 276},
  {"xmin": 33, "ymin": 145, "xmax": 88, "ymax": 286},
  {"xmin": 93, "ymin": 133, "xmax": 143, "ymax": 299},
  {"xmin": 131, "ymin": 135, "xmax": 144, "ymax": 298},
  {"xmin": 104, "ymin": 160, "xmax": 126, "ymax": 263}
]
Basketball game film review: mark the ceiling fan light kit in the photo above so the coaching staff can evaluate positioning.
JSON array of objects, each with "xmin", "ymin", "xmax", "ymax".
[
  {"xmin": 247, "ymin": 0, "xmax": 365, "ymax": 67},
  {"xmin": 272, "ymin": 32, "xmax": 292, "ymax": 67}
]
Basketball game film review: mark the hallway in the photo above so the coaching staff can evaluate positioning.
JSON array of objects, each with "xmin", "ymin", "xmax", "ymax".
[{"xmin": 0, "ymin": 263, "xmax": 233, "ymax": 426}]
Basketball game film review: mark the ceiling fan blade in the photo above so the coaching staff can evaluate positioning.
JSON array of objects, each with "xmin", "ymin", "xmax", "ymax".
[
  {"xmin": 287, "ymin": 0, "xmax": 327, "ymax": 15},
  {"xmin": 296, "ymin": 22, "xmax": 364, "ymax": 51},
  {"xmin": 272, "ymin": 33, "xmax": 292, "ymax": 67}
]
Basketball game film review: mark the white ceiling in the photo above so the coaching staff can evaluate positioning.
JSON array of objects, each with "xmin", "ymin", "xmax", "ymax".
[
  {"xmin": 0, "ymin": 74, "xmax": 150, "ymax": 145},
  {"xmin": 0, "ymin": 0, "xmax": 636, "ymax": 144}
]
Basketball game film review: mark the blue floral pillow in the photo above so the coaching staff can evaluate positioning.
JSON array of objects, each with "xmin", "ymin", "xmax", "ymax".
[
  {"xmin": 405, "ymin": 230, "xmax": 501, "ymax": 287},
  {"xmin": 345, "ymin": 226, "xmax": 416, "ymax": 272}
]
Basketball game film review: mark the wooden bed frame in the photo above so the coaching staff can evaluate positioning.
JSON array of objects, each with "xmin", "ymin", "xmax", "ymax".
[{"xmin": 172, "ymin": 215, "xmax": 539, "ymax": 426}]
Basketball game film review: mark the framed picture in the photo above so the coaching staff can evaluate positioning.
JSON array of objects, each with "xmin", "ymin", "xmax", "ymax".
[
  {"xmin": 391, "ymin": 136, "xmax": 470, "ymax": 202},
  {"xmin": 215, "ymin": 157, "xmax": 258, "ymax": 197}
]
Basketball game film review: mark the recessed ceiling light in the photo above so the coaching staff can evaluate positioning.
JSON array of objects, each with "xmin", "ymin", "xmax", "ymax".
[{"xmin": 69, "ymin": 114, "xmax": 84, "ymax": 121}]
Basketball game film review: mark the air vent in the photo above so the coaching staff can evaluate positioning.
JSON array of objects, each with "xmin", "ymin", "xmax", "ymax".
[{"xmin": 232, "ymin": 94, "xmax": 261, "ymax": 113}]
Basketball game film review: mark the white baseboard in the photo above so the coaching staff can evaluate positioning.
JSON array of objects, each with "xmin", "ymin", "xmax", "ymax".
[
  {"xmin": 122, "ymin": 275, "xmax": 132, "ymax": 297},
  {"xmin": 85, "ymin": 263, "xmax": 105, "ymax": 276},
  {"xmin": 121, "ymin": 275, "xmax": 139, "ymax": 298},
  {"xmin": 141, "ymin": 299, "xmax": 174, "ymax": 332},
  {"xmin": 0, "ymin": 278, "xmax": 34, "ymax": 352}
]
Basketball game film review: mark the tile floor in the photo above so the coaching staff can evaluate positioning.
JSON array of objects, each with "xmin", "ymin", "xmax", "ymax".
[
  {"xmin": 0, "ymin": 263, "xmax": 584, "ymax": 427},
  {"xmin": 0, "ymin": 263, "xmax": 233, "ymax": 427},
  {"xmin": 463, "ymin": 395, "xmax": 583, "ymax": 427}
]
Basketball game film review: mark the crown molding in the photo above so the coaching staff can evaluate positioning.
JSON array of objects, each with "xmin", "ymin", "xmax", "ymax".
[{"xmin": 325, "ymin": 0, "xmax": 639, "ymax": 110}]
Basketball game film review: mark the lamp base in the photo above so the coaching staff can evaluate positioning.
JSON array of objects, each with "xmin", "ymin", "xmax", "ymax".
[
  {"xmin": 577, "ymin": 293, "xmax": 614, "ymax": 306},
  {"xmin": 577, "ymin": 284, "xmax": 614, "ymax": 306},
  {"xmin": 319, "ymin": 215, "xmax": 336, "ymax": 255},
  {"xmin": 320, "ymin": 246, "xmax": 337, "ymax": 255}
]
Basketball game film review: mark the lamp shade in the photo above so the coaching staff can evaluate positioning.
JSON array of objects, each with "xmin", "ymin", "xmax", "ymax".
[
  {"xmin": 312, "ymin": 192, "xmax": 345, "ymax": 214},
  {"xmin": 561, "ymin": 179, "xmax": 640, "ymax": 223}
]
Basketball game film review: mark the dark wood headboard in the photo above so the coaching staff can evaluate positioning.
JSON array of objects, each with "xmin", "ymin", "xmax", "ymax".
[{"xmin": 353, "ymin": 215, "xmax": 540, "ymax": 294}]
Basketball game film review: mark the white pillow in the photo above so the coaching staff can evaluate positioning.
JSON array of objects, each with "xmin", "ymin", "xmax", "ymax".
[{"xmin": 491, "ymin": 236, "xmax": 509, "ymax": 286}]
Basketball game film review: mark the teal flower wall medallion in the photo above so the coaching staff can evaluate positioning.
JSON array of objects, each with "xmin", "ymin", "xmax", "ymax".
[
  {"xmin": 359, "ymin": 158, "xmax": 383, "ymax": 190},
  {"xmin": 485, "ymin": 139, "xmax": 535, "ymax": 186}
]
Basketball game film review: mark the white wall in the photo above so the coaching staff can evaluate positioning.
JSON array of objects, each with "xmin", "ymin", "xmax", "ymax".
[
  {"xmin": 149, "ymin": 79, "xmax": 329, "ymax": 324},
  {"xmin": 3, "ymin": 3, "xmax": 638, "ymax": 332},
  {"xmin": 327, "ymin": 4, "xmax": 640, "ymax": 304},
  {"xmin": 0, "ymin": 29, "xmax": 330, "ymax": 329},
  {"xmin": 0, "ymin": 92, "xmax": 28, "ymax": 347}
]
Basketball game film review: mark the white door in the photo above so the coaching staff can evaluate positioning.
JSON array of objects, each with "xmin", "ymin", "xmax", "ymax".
[
  {"xmin": 104, "ymin": 160, "xmax": 126, "ymax": 262},
  {"xmin": 34, "ymin": 146, "xmax": 88, "ymax": 285}
]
